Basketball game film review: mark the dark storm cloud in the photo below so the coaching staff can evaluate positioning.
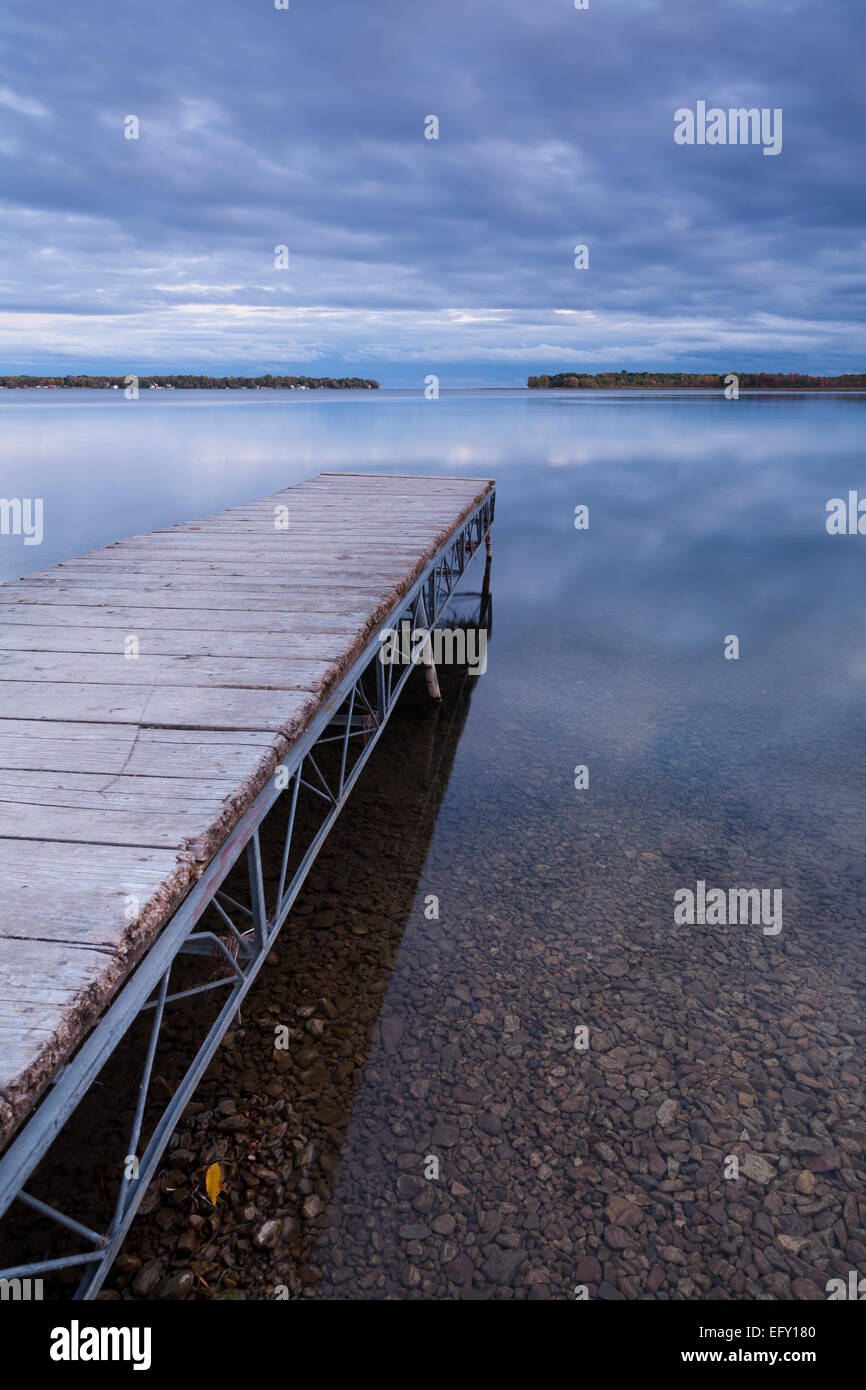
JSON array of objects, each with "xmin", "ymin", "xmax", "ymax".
[{"xmin": 0, "ymin": 0, "xmax": 862, "ymax": 379}]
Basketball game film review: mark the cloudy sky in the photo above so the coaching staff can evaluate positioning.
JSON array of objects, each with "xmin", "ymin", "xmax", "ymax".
[{"xmin": 0, "ymin": 0, "xmax": 862, "ymax": 385}]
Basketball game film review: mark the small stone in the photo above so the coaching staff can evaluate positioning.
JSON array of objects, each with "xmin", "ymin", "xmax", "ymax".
[
  {"xmin": 218, "ymin": 1115, "xmax": 249, "ymax": 1133},
  {"xmin": 607, "ymin": 1194, "xmax": 643, "ymax": 1227},
  {"xmin": 778, "ymin": 1233, "xmax": 806, "ymax": 1255},
  {"xmin": 399, "ymin": 1223, "xmax": 430, "ymax": 1241},
  {"xmin": 381, "ymin": 1015, "xmax": 404, "ymax": 1049},
  {"xmin": 656, "ymin": 1099, "xmax": 678, "ymax": 1128},
  {"xmin": 769, "ymin": 1272, "xmax": 791, "ymax": 1299},
  {"xmin": 740, "ymin": 1153, "xmax": 776, "ymax": 1184},
  {"xmin": 575, "ymin": 1255, "xmax": 602, "ymax": 1283},
  {"xmin": 314, "ymin": 1103, "xmax": 342, "ymax": 1126},
  {"xmin": 431, "ymin": 1123, "xmax": 459, "ymax": 1148},
  {"xmin": 478, "ymin": 1112, "xmax": 502, "ymax": 1136},
  {"xmin": 131, "ymin": 1260, "xmax": 163, "ymax": 1297},
  {"xmin": 496, "ymin": 1230, "xmax": 522, "ymax": 1249},
  {"xmin": 809, "ymin": 1149, "xmax": 841, "ymax": 1173},
  {"xmin": 483, "ymin": 1248, "xmax": 526, "ymax": 1283},
  {"xmin": 446, "ymin": 1253, "xmax": 474, "ymax": 1286},
  {"xmin": 792, "ymin": 1278, "xmax": 824, "ymax": 1301},
  {"xmin": 432, "ymin": 1214, "xmax": 456, "ymax": 1236},
  {"xmin": 604, "ymin": 1224, "xmax": 629, "ymax": 1250},
  {"xmin": 479, "ymin": 1210, "xmax": 502, "ymax": 1234},
  {"xmin": 302, "ymin": 1193, "xmax": 322, "ymax": 1220},
  {"xmin": 795, "ymin": 1170, "xmax": 816, "ymax": 1195},
  {"xmin": 155, "ymin": 1270, "xmax": 195, "ymax": 1300},
  {"xmin": 253, "ymin": 1219, "xmax": 282, "ymax": 1249}
]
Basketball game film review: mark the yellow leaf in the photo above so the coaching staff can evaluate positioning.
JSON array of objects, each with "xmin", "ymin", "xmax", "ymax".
[{"xmin": 205, "ymin": 1162, "xmax": 222, "ymax": 1206}]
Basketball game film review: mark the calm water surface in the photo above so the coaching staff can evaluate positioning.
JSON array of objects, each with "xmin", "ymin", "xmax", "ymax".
[{"xmin": 3, "ymin": 389, "xmax": 864, "ymax": 1298}]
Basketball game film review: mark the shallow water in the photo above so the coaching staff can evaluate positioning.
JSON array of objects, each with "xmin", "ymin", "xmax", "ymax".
[{"xmin": 2, "ymin": 389, "xmax": 864, "ymax": 1298}]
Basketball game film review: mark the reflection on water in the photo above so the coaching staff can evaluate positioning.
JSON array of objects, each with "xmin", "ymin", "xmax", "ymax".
[{"xmin": 1, "ymin": 389, "xmax": 864, "ymax": 1298}]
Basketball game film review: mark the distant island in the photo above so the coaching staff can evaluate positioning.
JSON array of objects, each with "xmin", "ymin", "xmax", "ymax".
[
  {"xmin": 528, "ymin": 371, "xmax": 866, "ymax": 390},
  {"xmin": 0, "ymin": 373, "xmax": 380, "ymax": 390}
]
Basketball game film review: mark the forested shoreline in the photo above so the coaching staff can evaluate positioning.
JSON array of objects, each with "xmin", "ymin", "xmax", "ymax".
[
  {"xmin": 0, "ymin": 373, "xmax": 380, "ymax": 390},
  {"xmin": 528, "ymin": 371, "xmax": 866, "ymax": 390}
]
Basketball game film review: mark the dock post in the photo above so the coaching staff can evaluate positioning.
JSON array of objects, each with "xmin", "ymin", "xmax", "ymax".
[
  {"xmin": 479, "ymin": 527, "xmax": 493, "ymax": 632},
  {"xmin": 421, "ymin": 634, "xmax": 442, "ymax": 702},
  {"xmin": 416, "ymin": 589, "xmax": 442, "ymax": 703},
  {"xmin": 246, "ymin": 832, "xmax": 267, "ymax": 955}
]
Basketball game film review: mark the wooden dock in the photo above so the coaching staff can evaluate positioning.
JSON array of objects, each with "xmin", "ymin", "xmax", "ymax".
[{"xmin": 0, "ymin": 472, "xmax": 494, "ymax": 1152}]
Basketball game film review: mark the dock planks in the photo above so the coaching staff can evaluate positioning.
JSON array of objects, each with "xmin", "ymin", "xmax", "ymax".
[{"xmin": 0, "ymin": 472, "xmax": 493, "ymax": 1146}]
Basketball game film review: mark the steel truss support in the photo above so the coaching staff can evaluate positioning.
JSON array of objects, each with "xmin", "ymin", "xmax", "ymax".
[{"xmin": 0, "ymin": 489, "xmax": 494, "ymax": 1299}]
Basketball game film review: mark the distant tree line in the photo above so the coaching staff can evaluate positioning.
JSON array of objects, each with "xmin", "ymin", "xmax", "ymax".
[
  {"xmin": 528, "ymin": 371, "xmax": 866, "ymax": 390},
  {"xmin": 0, "ymin": 373, "xmax": 381, "ymax": 389}
]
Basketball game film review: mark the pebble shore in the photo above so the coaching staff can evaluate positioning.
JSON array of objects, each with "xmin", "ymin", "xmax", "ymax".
[{"xmin": 91, "ymin": 664, "xmax": 866, "ymax": 1301}]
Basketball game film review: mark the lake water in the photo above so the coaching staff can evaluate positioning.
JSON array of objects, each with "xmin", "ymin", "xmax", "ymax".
[{"xmin": 2, "ymin": 388, "xmax": 865, "ymax": 1299}]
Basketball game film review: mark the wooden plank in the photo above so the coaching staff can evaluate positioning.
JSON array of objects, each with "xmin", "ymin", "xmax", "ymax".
[
  {"xmin": 0, "ymin": 587, "xmax": 388, "ymax": 614},
  {"xmin": 0, "ymin": 769, "xmax": 241, "ymax": 801},
  {"xmin": 0, "ymin": 721, "xmax": 276, "ymax": 776},
  {"xmin": 0, "ymin": 605, "xmax": 365, "ymax": 632},
  {"xmin": 0, "ymin": 680, "xmax": 317, "ymax": 731},
  {"xmin": 318, "ymin": 471, "xmax": 495, "ymax": 482},
  {"xmin": 24, "ymin": 568, "xmax": 405, "ymax": 588},
  {"xmin": 54, "ymin": 541, "xmax": 430, "ymax": 559},
  {"xmin": 0, "ymin": 940, "xmax": 147, "ymax": 1128},
  {"xmin": 0, "ymin": 772, "xmax": 249, "ymax": 852},
  {"xmin": 0, "ymin": 627, "xmax": 350, "ymax": 659},
  {"xmin": 106, "ymin": 524, "xmax": 475, "ymax": 539},
  {"xmin": 0, "ymin": 651, "xmax": 336, "ymax": 691},
  {"xmin": 43, "ymin": 560, "xmax": 419, "ymax": 577},
  {"xmin": 0, "ymin": 800, "xmax": 227, "ymax": 850},
  {"xmin": 0, "ymin": 840, "xmax": 181, "ymax": 946}
]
